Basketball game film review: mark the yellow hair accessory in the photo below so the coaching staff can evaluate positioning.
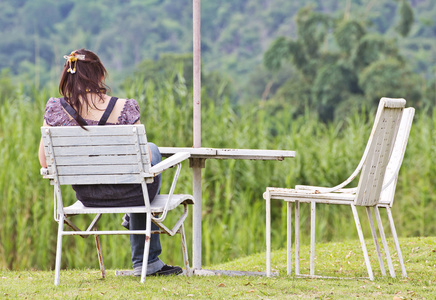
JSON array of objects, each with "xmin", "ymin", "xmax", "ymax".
[{"xmin": 63, "ymin": 51, "xmax": 85, "ymax": 74}]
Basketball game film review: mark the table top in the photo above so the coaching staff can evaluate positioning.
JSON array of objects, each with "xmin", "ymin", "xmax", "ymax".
[{"xmin": 159, "ymin": 147, "xmax": 296, "ymax": 161}]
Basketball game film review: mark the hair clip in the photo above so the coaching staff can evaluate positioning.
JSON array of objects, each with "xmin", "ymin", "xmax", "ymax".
[{"xmin": 63, "ymin": 51, "xmax": 85, "ymax": 74}]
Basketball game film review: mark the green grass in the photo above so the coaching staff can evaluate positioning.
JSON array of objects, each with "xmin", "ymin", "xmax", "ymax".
[{"xmin": 1, "ymin": 237, "xmax": 435, "ymax": 299}]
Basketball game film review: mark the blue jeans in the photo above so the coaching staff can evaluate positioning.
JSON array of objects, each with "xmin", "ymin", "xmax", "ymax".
[{"xmin": 130, "ymin": 142, "xmax": 165, "ymax": 274}]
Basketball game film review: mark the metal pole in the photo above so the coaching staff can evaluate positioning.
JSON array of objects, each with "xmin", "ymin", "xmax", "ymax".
[{"xmin": 192, "ymin": 0, "xmax": 202, "ymax": 270}]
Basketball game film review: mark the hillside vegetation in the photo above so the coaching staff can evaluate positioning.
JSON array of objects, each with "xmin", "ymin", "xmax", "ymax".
[{"xmin": 1, "ymin": 0, "xmax": 436, "ymax": 104}]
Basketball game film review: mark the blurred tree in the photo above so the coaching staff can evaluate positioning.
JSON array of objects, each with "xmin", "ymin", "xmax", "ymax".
[
  {"xmin": 21, "ymin": 0, "xmax": 61, "ymax": 36},
  {"xmin": 396, "ymin": 0, "xmax": 415, "ymax": 37},
  {"xmin": 0, "ymin": 0, "xmax": 434, "ymax": 106},
  {"xmin": 334, "ymin": 19, "xmax": 366, "ymax": 56},
  {"xmin": 359, "ymin": 58, "xmax": 422, "ymax": 105},
  {"xmin": 264, "ymin": 5, "xmax": 421, "ymax": 121},
  {"xmin": 122, "ymin": 53, "xmax": 233, "ymax": 103}
]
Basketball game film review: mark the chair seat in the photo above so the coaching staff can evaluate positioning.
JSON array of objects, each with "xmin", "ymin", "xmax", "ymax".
[
  {"xmin": 265, "ymin": 187, "xmax": 355, "ymax": 203},
  {"xmin": 64, "ymin": 194, "xmax": 194, "ymax": 215}
]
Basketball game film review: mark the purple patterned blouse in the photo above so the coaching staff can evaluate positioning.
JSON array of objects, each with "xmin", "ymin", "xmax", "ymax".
[{"xmin": 43, "ymin": 97, "xmax": 141, "ymax": 126}]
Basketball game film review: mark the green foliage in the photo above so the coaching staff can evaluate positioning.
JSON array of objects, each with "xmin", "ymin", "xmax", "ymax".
[
  {"xmin": 359, "ymin": 58, "xmax": 422, "ymax": 105},
  {"xmin": 334, "ymin": 19, "xmax": 366, "ymax": 55},
  {"xmin": 0, "ymin": 77, "xmax": 435, "ymax": 271},
  {"xmin": 264, "ymin": 5, "xmax": 423, "ymax": 121},
  {"xmin": 1, "ymin": 0, "xmax": 436, "ymax": 105},
  {"xmin": 263, "ymin": 37, "xmax": 291, "ymax": 72},
  {"xmin": 123, "ymin": 53, "xmax": 234, "ymax": 103},
  {"xmin": 311, "ymin": 63, "xmax": 357, "ymax": 120},
  {"xmin": 0, "ymin": 69, "xmax": 15, "ymax": 104},
  {"xmin": 295, "ymin": 6, "xmax": 332, "ymax": 59},
  {"xmin": 396, "ymin": 0, "xmax": 414, "ymax": 37},
  {"xmin": 351, "ymin": 34, "xmax": 402, "ymax": 71},
  {"xmin": 123, "ymin": 53, "xmax": 194, "ymax": 90}
]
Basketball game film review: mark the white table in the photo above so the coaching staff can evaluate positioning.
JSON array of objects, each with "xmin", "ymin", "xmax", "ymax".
[{"xmin": 159, "ymin": 147, "xmax": 296, "ymax": 272}]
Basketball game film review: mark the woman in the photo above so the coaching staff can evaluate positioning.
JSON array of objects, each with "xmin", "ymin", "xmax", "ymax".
[{"xmin": 38, "ymin": 48, "xmax": 182, "ymax": 276}]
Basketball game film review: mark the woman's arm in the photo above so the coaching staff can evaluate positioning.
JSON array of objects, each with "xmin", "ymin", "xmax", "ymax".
[{"xmin": 39, "ymin": 120, "xmax": 49, "ymax": 168}]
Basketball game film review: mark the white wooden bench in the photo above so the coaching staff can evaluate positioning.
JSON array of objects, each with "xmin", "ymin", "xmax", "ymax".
[
  {"xmin": 41, "ymin": 124, "xmax": 194, "ymax": 285},
  {"xmin": 264, "ymin": 98, "xmax": 413, "ymax": 280}
]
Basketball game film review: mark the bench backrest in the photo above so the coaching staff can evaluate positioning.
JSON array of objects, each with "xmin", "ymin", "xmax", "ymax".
[
  {"xmin": 354, "ymin": 98, "xmax": 405, "ymax": 206},
  {"xmin": 379, "ymin": 107, "xmax": 415, "ymax": 206},
  {"xmin": 41, "ymin": 125, "xmax": 151, "ymax": 185}
]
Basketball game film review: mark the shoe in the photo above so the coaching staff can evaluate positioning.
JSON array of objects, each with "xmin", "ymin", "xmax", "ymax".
[{"xmin": 149, "ymin": 265, "xmax": 183, "ymax": 276}]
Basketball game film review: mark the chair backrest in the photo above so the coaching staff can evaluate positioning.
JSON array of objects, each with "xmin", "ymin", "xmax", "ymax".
[
  {"xmin": 41, "ymin": 125, "xmax": 151, "ymax": 186},
  {"xmin": 378, "ymin": 107, "xmax": 415, "ymax": 206},
  {"xmin": 354, "ymin": 98, "xmax": 406, "ymax": 206}
]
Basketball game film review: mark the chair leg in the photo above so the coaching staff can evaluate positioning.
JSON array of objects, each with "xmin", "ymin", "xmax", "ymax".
[
  {"xmin": 93, "ymin": 228, "xmax": 106, "ymax": 279},
  {"xmin": 140, "ymin": 212, "xmax": 152, "ymax": 284},
  {"xmin": 351, "ymin": 205, "xmax": 374, "ymax": 280},
  {"xmin": 179, "ymin": 223, "xmax": 191, "ymax": 276},
  {"xmin": 265, "ymin": 191, "xmax": 271, "ymax": 277},
  {"xmin": 385, "ymin": 206, "xmax": 407, "ymax": 277},
  {"xmin": 287, "ymin": 201, "xmax": 292, "ymax": 275},
  {"xmin": 295, "ymin": 201, "xmax": 300, "ymax": 275},
  {"xmin": 54, "ymin": 214, "xmax": 64, "ymax": 286},
  {"xmin": 310, "ymin": 201, "xmax": 315, "ymax": 276},
  {"xmin": 374, "ymin": 207, "xmax": 395, "ymax": 278},
  {"xmin": 366, "ymin": 207, "xmax": 386, "ymax": 276}
]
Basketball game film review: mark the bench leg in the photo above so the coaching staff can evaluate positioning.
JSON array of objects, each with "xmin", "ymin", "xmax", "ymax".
[
  {"xmin": 94, "ymin": 228, "xmax": 106, "ymax": 279},
  {"xmin": 366, "ymin": 207, "xmax": 386, "ymax": 276},
  {"xmin": 265, "ymin": 191, "xmax": 272, "ymax": 277},
  {"xmin": 140, "ymin": 212, "xmax": 152, "ymax": 284},
  {"xmin": 180, "ymin": 223, "xmax": 191, "ymax": 276},
  {"xmin": 351, "ymin": 205, "xmax": 374, "ymax": 280},
  {"xmin": 374, "ymin": 206, "xmax": 395, "ymax": 278},
  {"xmin": 295, "ymin": 201, "xmax": 300, "ymax": 275},
  {"xmin": 385, "ymin": 206, "xmax": 407, "ymax": 277},
  {"xmin": 287, "ymin": 201, "xmax": 292, "ymax": 275},
  {"xmin": 54, "ymin": 215, "xmax": 64, "ymax": 286},
  {"xmin": 310, "ymin": 201, "xmax": 315, "ymax": 276}
]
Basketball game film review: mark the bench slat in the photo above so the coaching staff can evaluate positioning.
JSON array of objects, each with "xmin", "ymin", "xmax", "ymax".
[
  {"xmin": 49, "ymin": 155, "xmax": 147, "ymax": 166},
  {"xmin": 56, "ymin": 165, "xmax": 142, "ymax": 176},
  {"xmin": 58, "ymin": 174, "xmax": 146, "ymax": 185},
  {"xmin": 52, "ymin": 145, "xmax": 146, "ymax": 156},
  {"xmin": 48, "ymin": 135, "xmax": 147, "ymax": 146},
  {"xmin": 42, "ymin": 125, "xmax": 146, "ymax": 136},
  {"xmin": 47, "ymin": 155, "xmax": 146, "ymax": 168}
]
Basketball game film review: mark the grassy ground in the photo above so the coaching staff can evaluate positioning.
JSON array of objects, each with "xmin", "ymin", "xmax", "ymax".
[{"xmin": 0, "ymin": 237, "xmax": 434, "ymax": 299}]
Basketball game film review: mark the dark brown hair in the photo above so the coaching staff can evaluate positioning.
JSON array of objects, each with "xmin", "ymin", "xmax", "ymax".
[{"xmin": 59, "ymin": 49, "xmax": 110, "ymax": 126}]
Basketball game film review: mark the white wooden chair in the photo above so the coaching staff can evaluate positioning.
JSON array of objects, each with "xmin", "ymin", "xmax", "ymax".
[
  {"xmin": 264, "ymin": 98, "xmax": 413, "ymax": 280},
  {"xmin": 40, "ymin": 124, "xmax": 194, "ymax": 285}
]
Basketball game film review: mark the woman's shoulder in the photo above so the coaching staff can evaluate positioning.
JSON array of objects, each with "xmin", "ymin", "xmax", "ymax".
[
  {"xmin": 118, "ymin": 98, "xmax": 139, "ymax": 106},
  {"xmin": 44, "ymin": 97, "xmax": 76, "ymax": 126},
  {"xmin": 46, "ymin": 96, "xmax": 62, "ymax": 105},
  {"xmin": 118, "ymin": 98, "xmax": 141, "ymax": 124}
]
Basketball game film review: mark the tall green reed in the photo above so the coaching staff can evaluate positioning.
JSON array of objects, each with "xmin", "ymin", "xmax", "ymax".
[{"xmin": 0, "ymin": 78, "xmax": 434, "ymax": 271}]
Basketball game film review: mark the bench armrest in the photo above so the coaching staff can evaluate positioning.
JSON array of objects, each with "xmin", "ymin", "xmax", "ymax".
[
  {"xmin": 295, "ymin": 185, "xmax": 357, "ymax": 194},
  {"xmin": 149, "ymin": 152, "xmax": 191, "ymax": 175}
]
